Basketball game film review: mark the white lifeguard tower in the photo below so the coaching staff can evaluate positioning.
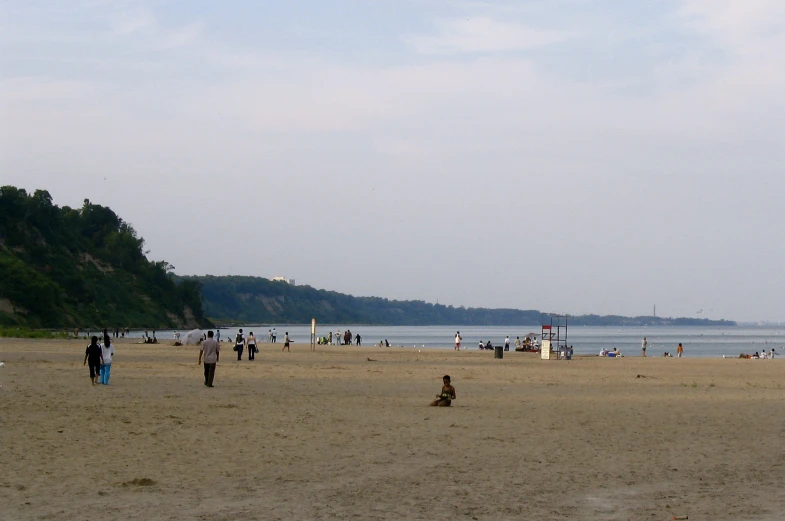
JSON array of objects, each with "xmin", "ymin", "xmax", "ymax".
[{"xmin": 540, "ymin": 313, "xmax": 568, "ymax": 360}]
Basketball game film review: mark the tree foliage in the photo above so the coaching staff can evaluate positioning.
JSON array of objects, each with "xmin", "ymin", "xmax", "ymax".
[
  {"xmin": 0, "ymin": 186, "xmax": 211, "ymax": 328},
  {"xmin": 184, "ymin": 275, "xmax": 736, "ymax": 326}
]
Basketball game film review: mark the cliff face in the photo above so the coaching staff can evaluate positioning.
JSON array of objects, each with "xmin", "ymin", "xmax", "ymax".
[{"xmin": 0, "ymin": 186, "xmax": 211, "ymax": 329}]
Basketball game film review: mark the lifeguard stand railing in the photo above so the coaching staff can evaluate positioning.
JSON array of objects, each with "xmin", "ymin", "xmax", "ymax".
[{"xmin": 540, "ymin": 313, "xmax": 568, "ymax": 360}]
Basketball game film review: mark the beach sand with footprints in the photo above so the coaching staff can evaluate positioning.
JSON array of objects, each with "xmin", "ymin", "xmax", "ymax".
[{"xmin": 1, "ymin": 338, "xmax": 784, "ymax": 520}]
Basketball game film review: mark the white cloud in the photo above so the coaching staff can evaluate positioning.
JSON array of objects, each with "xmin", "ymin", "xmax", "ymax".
[
  {"xmin": 0, "ymin": 77, "xmax": 98, "ymax": 102},
  {"xmin": 108, "ymin": 8, "xmax": 156, "ymax": 35},
  {"xmin": 182, "ymin": 58, "xmax": 540, "ymax": 133},
  {"xmin": 678, "ymin": 0, "xmax": 785, "ymax": 55},
  {"xmin": 159, "ymin": 22, "xmax": 205, "ymax": 49},
  {"xmin": 405, "ymin": 17, "xmax": 575, "ymax": 55}
]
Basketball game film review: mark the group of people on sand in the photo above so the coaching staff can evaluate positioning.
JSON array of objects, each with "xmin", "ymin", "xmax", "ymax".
[
  {"xmin": 231, "ymin": 328, "xmax": 293, "ymax": 359},
  {"xmin": 82, "ymin": 330, "xmax": 116, "ymax": 385},
  {"xmin": 455, "ymin": 332, "xmax": 542, "ymax": 352},
  {"xmin": 738, "ymin": 350, "xmax": 776, "ymax": 359},
  {"xmin": 81, "ymin": 326, "xmax": 459, "ymax": 408},
  {"xmin": 514, "ymin": 336, "xmax": 538, "ymax": 351}
]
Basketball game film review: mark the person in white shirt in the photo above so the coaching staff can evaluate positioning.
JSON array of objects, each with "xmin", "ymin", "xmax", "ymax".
[
  {"xmin": 246, "ymin": 331, "xmax": 257, "ymax": 361},
  {"xmin": 504, "ymin": 336, "xmax": 510, "ymax": 351},
  {"xmin": 99, "ymin": 334, "xmax": 116, "ymax": 385},
  {"xmin": 454, "ymin": 332, "xmax": 462, "ymax": 351},
  {"xmin": 641, "ymin": 337, "xmax": 648, "ymax": 357}
]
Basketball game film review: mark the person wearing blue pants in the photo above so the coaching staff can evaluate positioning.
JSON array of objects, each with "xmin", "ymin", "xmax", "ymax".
[{"xmin": 100, "ymin": 334, "xmax": 116, "ymax": 385}]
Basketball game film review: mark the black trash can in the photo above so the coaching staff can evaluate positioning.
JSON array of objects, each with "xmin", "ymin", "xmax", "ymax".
[{"xmin": 494, "ymin": 344, "xmax": 504, "ymax": 359}]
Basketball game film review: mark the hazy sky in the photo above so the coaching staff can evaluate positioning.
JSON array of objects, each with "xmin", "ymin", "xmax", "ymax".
[{"xmin": 2, "ymin": 1, "xmax": 784, "ymax": 322}]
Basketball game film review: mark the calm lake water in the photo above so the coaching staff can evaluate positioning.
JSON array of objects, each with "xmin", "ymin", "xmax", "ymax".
[{"xmin": 124, "ymin": 325, "xmax": 785, "ymax": 358}]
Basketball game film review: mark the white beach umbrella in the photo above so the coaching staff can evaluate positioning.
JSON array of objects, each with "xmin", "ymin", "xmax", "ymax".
[{"xmin": 183, "ymin": 329, "xmax": 203, "ymax": 345}]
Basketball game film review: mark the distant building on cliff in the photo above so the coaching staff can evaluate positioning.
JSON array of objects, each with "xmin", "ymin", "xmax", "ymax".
[{"xmin": 272, "ymin": 276, "xmax": 295, "ymax": 286}]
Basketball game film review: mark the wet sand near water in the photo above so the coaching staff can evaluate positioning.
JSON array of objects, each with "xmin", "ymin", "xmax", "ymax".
[{"xmin": 1, "ymin": 338, "xmax": 784, "ymax": 520}]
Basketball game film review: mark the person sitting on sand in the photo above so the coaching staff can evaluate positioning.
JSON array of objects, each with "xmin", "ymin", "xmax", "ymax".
[
  {"xmin": 600, "ymin": 348, "xmax": 609, "ymax": 357},
  {"xmin": 612, "ymin": 348, "xmax": 622, "ymax": 357},
  {"xmin": 429, "ymin": 375, "xmax": 456, "ymax": 407},
  {"xmin": 478, "ymin": 340, "xmax": 484, "ymax": 350},
  {"xmin": 485, "ymin": 340, "xmax": 493, "ymax": 350}
]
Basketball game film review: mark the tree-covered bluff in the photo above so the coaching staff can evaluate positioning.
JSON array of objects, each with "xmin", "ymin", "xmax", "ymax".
[
  {"xmin": 0, "ymin": 186, "xmax": 210, "ymax": 329},
  {"xmin": 184, "ymin": 275, "xmax": 737, "ymax": 327}
]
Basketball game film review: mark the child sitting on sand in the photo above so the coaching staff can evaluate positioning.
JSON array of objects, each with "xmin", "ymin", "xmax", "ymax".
[{"xmin": 429, "ymin": 375, "xmax": 456, "ymax": 407}]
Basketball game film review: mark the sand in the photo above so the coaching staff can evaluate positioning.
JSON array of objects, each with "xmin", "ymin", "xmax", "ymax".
[{"xmin": 1, "ymin": 338, "xmax": 784, "ymax": 520}]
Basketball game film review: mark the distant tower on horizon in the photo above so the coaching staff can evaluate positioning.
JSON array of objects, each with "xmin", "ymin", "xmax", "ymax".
[{"xmin": 653, "ymin": 304, "xmax": 656, "ymax": 317}]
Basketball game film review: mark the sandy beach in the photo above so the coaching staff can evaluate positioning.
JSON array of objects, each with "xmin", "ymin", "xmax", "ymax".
[{"xmin": 1, "ymin": 338, "xmax": 784, "ymax": 520}]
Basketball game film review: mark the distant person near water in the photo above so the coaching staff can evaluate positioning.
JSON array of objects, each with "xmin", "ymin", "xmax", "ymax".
[
  {"xmin": 677, "ymin": 343, "xmax": 684, "ymax": 357},
  {"xmin": 355, "ymin": 333, "xmax": 362, "ymax": 346},
  {"xmin": 198, "ymin": 330, "xmax": 219, "ymax": 387},
  {"xmin": 282, "ymin": 332, "xmax": 291, "ymax": 352},
  {"xmin": 642, "ymin": 337, "xmax": 648, "ymax": 357},
  {"xmin": 504, "ymin": 336, "xmax": 510, "ymax": 351},
  {"xmin": 429, "ymin": 375, "xmax": 456, "ymax": 407},
  {"xmin": 271, "ymin": 328, "xmax": 277, "ymax": 343},
  {"xmin": 99, "ymin": 334, "xmax": 115, "ymax": 385},
  {"xmin": 454, "ymin": 331, "xmax": 462, "ymax": 351},
  {"xmin": 83, "ymin": 335, "xmax": 103, "ymax": 385}
]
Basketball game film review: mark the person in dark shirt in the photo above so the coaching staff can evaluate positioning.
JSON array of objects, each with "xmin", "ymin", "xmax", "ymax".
[{"xmin": 83, "ymin": 336, "xmax": 103, "ymax": 385}]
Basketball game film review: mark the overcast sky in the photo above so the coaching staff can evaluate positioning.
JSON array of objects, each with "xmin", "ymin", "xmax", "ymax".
[{"xmin": 2, "ymin": 0, "xmax": 784, "ymax": 322}]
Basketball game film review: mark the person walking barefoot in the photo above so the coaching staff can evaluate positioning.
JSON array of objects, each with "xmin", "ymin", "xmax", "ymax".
[
  {"xmin": 198, "ymin": 330, "xmax": 220, "ymax": 387},
  {"xmin": 83, "ymin": 335, "xmax": 103, "ymax": 385},
  {"xmin": 99, "ymin": 334, "xmax": 115, "ymax": 385},
  {"xmin": 282, "ymin": 332, "xmax": 291, "ymax": 352}
]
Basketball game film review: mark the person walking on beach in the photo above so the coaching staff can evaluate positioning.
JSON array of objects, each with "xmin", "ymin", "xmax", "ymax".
[
  {"xmin": 642, "ymin": 337, "xmax": 648, "ymax": 357},
  {"xmin": 677, "ymin": 343, "xmax": 684, "ymax": 357},
  {"xmin": 454, "ymin": 331, "xmax": 462, "ymax": 351},
  {"xmin": 515, "ymin": 337, "xmax": 521, "ymax": 351},
  {"xmin": 271, "ymin": 328, "xmax": 277, "ymax": 343},
  {"xmin": 198, "ymin": 330, "xmax": 219, "ymax": 387},
  {"xmin": 247, "ymin": 331, "xmax": 257, "ymax": 361},
  {"xmin": 99, "ymin": 334, "xmax": 115, "ymax": 385},
  {"xmin": 83, "ymin": 335, "xmax": 103, "ymax": 385},
  {"xmin": 344, "ymin": 330, "xmax": 351, "ymax": 345},
  {"xmin": 504, "ymin": 336, "xmax": 510, "ymax": 351},
  {"xmin": 282, "ymin": 332, "xmax": 292, "ymax": 352},
  {"xmin": 328, "ymin": 331, "xmax": 332, "ymax": 345},
  {"xmin": 235, "ymin": 329, "xmax": 245, "ymax": 360},
  {"xmin": 355, "ymin": 333, "xmax": 362, "ymax": 346}
]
